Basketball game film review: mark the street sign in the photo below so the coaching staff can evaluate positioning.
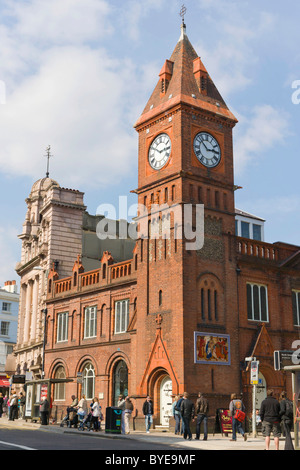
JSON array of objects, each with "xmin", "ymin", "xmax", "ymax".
[
  {"xmin": 274, "ymin": 350, "xmax": 295, "ymax": 371},
  {"xmin": 250, "ymin": 360, "xmax": 259, "ymax": 385},
  {"xmin": 12, "ymin": 374, "xmax": 26, "ymax": 384}
]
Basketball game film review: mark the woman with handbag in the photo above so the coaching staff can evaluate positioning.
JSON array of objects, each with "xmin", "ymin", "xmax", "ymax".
[{"xmin": 229, "ymin": 393, "xmax": 247, "ymax": 442}]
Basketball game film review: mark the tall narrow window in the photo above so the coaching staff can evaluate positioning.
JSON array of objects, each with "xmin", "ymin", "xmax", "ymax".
[
  {"xmin": 292, "ymin": 291, "xmax": 300, "ymax": 326},
  {"xmin": 207, "ymin": 289, "xmax": 211, "ymax": 320},
  {"xmin": 113, "ymin": 360, "xmax": 128, "ymax": 406},
  {"xmin": 84, "ymin": 306, "xmax": 97, "ymax": 338},
  {"xmin": 201, "ymin": 288, "xmax": 205, "ymax": 320},
  {"xmin": 241, "ymin": 221, "xmax": 250, "ymax": 238},
  {"xmin": 164, "ymin": 187, "xmax": 168, "ymax": 202},
  {"xmin": 57, "ymin": 312, "xmax": 68, "ymax": 342},
  {"xmin": 246, "ymin": 283, "xmax": 268, "ymax": 322},
  {"xmin": 115, "ymin": 299, "xmax": 129, "ymax": 334},
  {"xmin": 82, "ymin": 363, "xmax": 95, "ymax": 400},
  {"xmin": 214, "ymin": 290, "xmax": 218, "ymax": 321},
  {"xmin": 54, "ymin": 366, "xmax": 66, "ymax": 401},
  {"xmin": 171, "ymin": 185, "xmax": 176, "ymax": 201},
  {"xmin": 159, "ymin": 290, "xmax": 163, "ymax": 306}
]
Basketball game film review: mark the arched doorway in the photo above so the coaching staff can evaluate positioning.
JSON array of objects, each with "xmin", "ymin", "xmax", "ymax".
[
  {"xmin": 112, "ymin": 360, "xmax": 128, "ymax": 406},
  {"xmin": 160, "ymin": 376, "xmax": 172, "ymax": 426}
]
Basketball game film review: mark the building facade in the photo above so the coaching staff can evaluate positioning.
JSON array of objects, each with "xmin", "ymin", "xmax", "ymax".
[
  {"xmin": 0, "ymin": 281, "xmax": 19, "ymax": 392},
  {"xmin": 20, "ymin": 22, "xmax": 300, "ymax": 427}
]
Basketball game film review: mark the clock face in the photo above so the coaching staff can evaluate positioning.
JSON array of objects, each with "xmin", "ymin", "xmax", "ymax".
[
  {"xmin": 193, "ymin": 132, "xmax": 221, "ymax": 168},
  {"xmin": 148, "ymin": 133, "xmax": 171, "ymax": 170}
]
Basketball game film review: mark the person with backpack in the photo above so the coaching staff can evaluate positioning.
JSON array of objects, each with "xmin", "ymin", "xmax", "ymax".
[
  {"xmin": 195, "ymin": 392, "xmax": 209, "ymax": 440},
  {"xmin": 279, "ymin": 391, "xmax": 294, "ymax": 450},
  {"xmin": 229, "ymin": 393, "xmax": 247, "ymax": 442}
]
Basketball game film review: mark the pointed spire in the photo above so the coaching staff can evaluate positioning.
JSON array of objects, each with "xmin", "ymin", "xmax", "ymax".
[
  {"xmin": 179, "ymin": 20, "xmax": 187, "ymax": 42},
  {"xmin": 134, "ymin": 15, "xmax": 237, "ymax": 129}
]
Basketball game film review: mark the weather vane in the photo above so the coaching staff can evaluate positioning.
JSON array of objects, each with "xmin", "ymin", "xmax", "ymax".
[
  {"xmin": 179, "ymin": 4, "xmax": 187, "ymax": 23},
  {"xmin": 45, "ymin": 145, "xmax": 52, "ymax": 178}
]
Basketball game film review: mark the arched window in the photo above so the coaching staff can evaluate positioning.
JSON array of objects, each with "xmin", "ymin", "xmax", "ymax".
[
  {"xmin": 113, "ymin": 360, "xmax": 128, "ymax": 406},
  {"xmin": 197, "ymin": 274, "xmax": 223, "ymax": 323},
  {"xmin": 159, "ymin": 290, "xmax": 163, "ymax": 307},
  {"xmin": 82, "ymin": 363, "xmax": 95, "ymax": 400},
  {"xmin": 54, "ymin": 366, "xmax": 66, "ymax": 401}
]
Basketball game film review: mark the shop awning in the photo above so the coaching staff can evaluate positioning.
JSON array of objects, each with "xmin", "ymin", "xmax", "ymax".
[{"xmin": 0, "ymin": 378, "xmax": 10, "ymax": 387}]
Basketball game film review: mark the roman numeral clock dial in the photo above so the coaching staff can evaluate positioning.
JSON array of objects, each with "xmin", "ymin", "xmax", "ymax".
[
  {"xmin": 148, "ymin": 133, "xmax": 171, "ymax": 170},
  {"xmin": 193, "ymin": 132, "xmax": 221, "ymax": 168}
]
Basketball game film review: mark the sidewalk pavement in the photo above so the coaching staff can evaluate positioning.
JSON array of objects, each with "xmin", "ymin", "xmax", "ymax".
[{"xmin": 0, "ymin": 416, "xmax": 290, "ymax": 450}]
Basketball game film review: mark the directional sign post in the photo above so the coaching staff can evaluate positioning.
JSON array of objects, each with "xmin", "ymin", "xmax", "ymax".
[{"xmin": 246, "ymin": 357, "xmax": 259, "ymax": 437}]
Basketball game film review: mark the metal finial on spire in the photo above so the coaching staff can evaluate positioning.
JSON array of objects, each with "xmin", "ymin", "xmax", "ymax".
[
  {"xmin": 179, "ymin": 4, "xmax": 187, "ymax": 23},
  {"xmin": 45, "ymin": 145, "xmax": 52, "ymax": 178}
]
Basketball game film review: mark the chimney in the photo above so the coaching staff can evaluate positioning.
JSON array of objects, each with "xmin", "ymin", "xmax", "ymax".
[
  {"xmin": 193, "ymin": 57, "xmax": 208, "ymax": 96},
  {"xmin": 159, "ymin": 60, "xmax": 174, "ymax": 96},
  {"xmin": 3, "ymin": 281, "xmax": 18, "ymax": 294}
]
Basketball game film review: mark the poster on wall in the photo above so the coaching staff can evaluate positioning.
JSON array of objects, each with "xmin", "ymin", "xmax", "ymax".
[
  {"xmin": 25, "ymin": 384, "xmax": 33, "ymax": 418},
  {"xmin": 194, "ymin": 332, "xmax": 231, "ymax": 365}
]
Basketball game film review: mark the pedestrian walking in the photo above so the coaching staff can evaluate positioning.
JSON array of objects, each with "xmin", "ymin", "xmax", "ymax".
[
  {"xmin": 180, "ymin": 392, "xmax": 195, "ymax": 440},
  {"xmin": 229, "ymin": 393, "xmax": 247, "ymax": 442},
  {"xmin": 260, "ymin": 389, "xmax": 281, "ymax": 450},
  {"xmin": 40, "ymin": 396, "xmax": 50, "ymax": 425},
  {"xmin": 19, "ymin": 392, "xmax": 26, "ymax": 419},
  {"xmin": 279, "ymin": 391, "xmax": 294, "ymax": 450},
  {"xmin": 3, "ymin": 395, "xmax": 8, "ymax": 417},
  {"xmin": 195, "ymin": 392, "xmax": 209, "ymax": 440},
  {"xmin": 142, "ymin": 396, "xmax": 154, "ymax": 433},
  {"xmin": 91, "ymin": 397, "xmax": 101, "ymax": 432},
  {"xmin": 0, "ymin": 393, "xmax": 3, "ymax": 418},
  {"xmin": 124, "ymin": 396, "xmax": 134, "ymax": 434},
  {"xmin": 117, "ymin": 394, "xmax": 126, "ymax": 434},
  {"xmin": 9, "ymin": 391, "xmax": 18, "ymax": 421},
  {"xmin": 172, "ymin": 395, "xmax": 181, "ymax": 435},
  {"xmin": 77, "ymin": 395, "xmax": 88, "ymax": 424},
  {"xmin": 77, "ymin": 394, "xmax": 88, "ymax": 419}
]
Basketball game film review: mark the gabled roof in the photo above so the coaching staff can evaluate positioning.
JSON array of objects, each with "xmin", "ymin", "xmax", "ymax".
[{"xmin": 134, "ymin": 23, "xmax": 237, "ymax": 128}]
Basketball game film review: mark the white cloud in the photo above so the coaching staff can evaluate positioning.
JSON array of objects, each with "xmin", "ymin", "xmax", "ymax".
[
  {"xmin": 0, "ymin": 225, "xmax": 19, "ymax": 286},
  {"xmin": 0, "ymin": 46, "xmax": 141, "ymax": 187},
  {"xmin": 194, "ymin": 2, "xmax": 275, "ymax": 97},
  {"xmin": 233, "ymin": 104, "xmax": 290, "ymax": 175},
  {"xmin": 0, "ymin": 0, "xmax": 154, "ymax": 188}
]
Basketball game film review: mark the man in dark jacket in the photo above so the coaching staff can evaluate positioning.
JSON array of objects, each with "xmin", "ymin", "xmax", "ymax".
[
  {"xmin": 180, "ymin": 392, "xmax": 195, "ymax": 440},
  {"xmin": 195, "ymin": 392, "xmax": 209, "ymax": 440},
  {"xmin": 260, "ymin": 389, "xmax": 281, "ymax": 450},
  {"xmin": 142, "ymin": 396, "xmax": 154, "ymax": 433}
]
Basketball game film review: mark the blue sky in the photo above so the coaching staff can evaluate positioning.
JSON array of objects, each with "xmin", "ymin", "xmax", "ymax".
[{"xmin": 0, "ymin": 0, "xmax": 299, "ymax": 286}]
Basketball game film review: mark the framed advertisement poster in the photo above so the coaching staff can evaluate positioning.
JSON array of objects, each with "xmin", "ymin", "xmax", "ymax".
[
  {"xmin": 25, "ymin": 384, "xmax": 33, "ymax": 418},
  {"xmin": 194, "ymin": 331, "xmax": 231, "ymax": 365}
]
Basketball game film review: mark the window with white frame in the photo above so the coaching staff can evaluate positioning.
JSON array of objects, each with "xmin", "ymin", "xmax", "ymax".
[
  {"xmin": 54, "ymin": 366, "xmax": 66, "ymax": 401},
  {"xmin": 82, "ymin": 362, "xmax": 95, "ymax": 400},
  {"xmin": 115, "ymin": 299, "xmax": 129, "ymax": 334},
  {"xmin": 292, "ymin": 291, "xmax": 300, "ymax": 326},
  {"xmin": 0, "ymin": 321, "xmax": 9, "ymax": 336},
  {"xmin": 2, "ymin": 302, "xmax": 11, "ymax": 312},
  {"xmin": 57, "ymin": 312, "xmax": 68, "ymax": 342},
  {"xmin": 246, "ymin": 283, "xmax": 268, "ymax": 322},
  {"xmin": 84, "ymin": 306, "xmax": 97, "ymax": 338}
]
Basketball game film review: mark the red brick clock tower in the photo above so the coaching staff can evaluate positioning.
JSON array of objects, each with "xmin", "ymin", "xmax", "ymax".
[{"xmin": 133, "ymin": 21, "xmax": 240, "ymax": 422}]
